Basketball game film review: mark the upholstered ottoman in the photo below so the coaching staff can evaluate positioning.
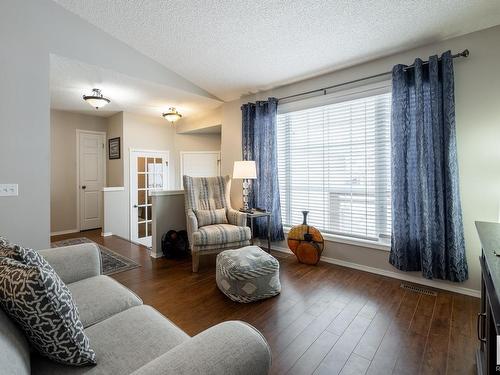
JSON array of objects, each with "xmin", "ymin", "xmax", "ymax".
[{"xmin": 216, "ymin": 246, "xmax": 281, "ymax": 303}]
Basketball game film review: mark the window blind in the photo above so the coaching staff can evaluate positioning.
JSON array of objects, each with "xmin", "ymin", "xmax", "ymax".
[{"xmin": 277, "ymin": 89, "xmax": 391, "ymax": 241}]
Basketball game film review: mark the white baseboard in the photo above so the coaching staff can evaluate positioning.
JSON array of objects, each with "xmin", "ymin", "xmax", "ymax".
[
  {"xmin": 149, "ymin": 251, "xmax": 163, "ymax": 259},
  {"xmin": 101, "ymin": 232, "xmax": 113, "ymax": 237},
  {"xmin": 271, "ymin": 246, "xmax": 480, "ymax": 298},
  {"xmin": 50, "ymin": 229, "xmax": 79, "ymax": 236}
]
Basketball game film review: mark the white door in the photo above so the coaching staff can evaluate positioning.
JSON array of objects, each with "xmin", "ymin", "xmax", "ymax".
[
  {"xmin": 78, "ymin": 131, "xmax": 105, "ymax": 231},
  {"xmin": 130, "ymin": 150, "xmax": 169, "ymax": 247},
  {"xmin": 180, "ymin": 151, "xmax": 220, "ymax": 188}
]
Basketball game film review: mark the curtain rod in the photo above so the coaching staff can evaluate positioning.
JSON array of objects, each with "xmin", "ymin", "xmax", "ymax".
[{"xmin": 277, "ymin": 49, "xmax": 469, "ymax": 102}]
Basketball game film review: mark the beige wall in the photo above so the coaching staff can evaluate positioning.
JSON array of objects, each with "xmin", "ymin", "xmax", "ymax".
[
  {"xmin": 122, "ymin": 112, "xmax": 177, "ymax": 191},
  {"xmin": 50, "ymin": 110, "xmax": 107, "ymax": 233},
  {"xmin": 106, "ymin": 112, "xmax": 124, "ymax": 187},
  {"xmin": 176, "ymin": 105, "xmax": 222, "ymax": 134},
  {"xmin": 104, "ymin": 112, "xmax": 221, "ymax": 239},
  {"xmin": 218, "ymin": 25, "xmax": 500, "ymax": 293}
]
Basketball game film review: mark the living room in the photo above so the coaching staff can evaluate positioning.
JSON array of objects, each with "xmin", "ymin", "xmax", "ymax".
[{"xmin": 1, "ymin": 1, "xmax": 500, "ymax": 374}]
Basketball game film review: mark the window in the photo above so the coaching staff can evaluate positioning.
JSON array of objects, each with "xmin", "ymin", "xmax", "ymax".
[{"xmin": 277, "ymin": 85, "xmax": 391, "ymax": 242}]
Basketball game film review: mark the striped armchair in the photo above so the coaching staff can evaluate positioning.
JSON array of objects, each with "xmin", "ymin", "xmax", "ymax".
[{"xmin": 183, "ymin": 175, "xmax": 251, "ymax": 272}]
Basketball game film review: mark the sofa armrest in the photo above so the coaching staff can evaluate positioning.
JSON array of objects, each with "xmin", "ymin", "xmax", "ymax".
[
  {"xmin": 227, "ymin": 208, "xmax": 247, "ymax": 227},
  {"xmin": 131, "ymin": 321, "xmax": 271, "ymax": 375},
  {"xmin": 38, "ymin": 243, "xmax": 101, "ymax": 284},
  {"xmin": 186, "ymin": 210, "xmax": 199, "ymax": 250}
]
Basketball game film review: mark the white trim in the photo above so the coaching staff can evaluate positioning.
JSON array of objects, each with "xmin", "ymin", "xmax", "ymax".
[
  {"xmin": 149, "ymin": 251, "xmax": 163, "ymax": 259},
  {"xmin": 50, "ymin": 229, "xmax": 79, "ymax": 236},
  {"xmin": 102, "ymin": 186, "xmax": 125, "ymax": 192},
  {"xmin": 76, "ymin": 129, "xmax": 107, "ymax": 231},
  {"xmin": 129, "ymin": 149, "xmax": 170, "ymax": 247},
  {"xmin": 179, "ymin": 150, "xmax": 221, "ymax": 189},
  {"xmin": 283, "ymin": 226, "xmax": 390, "ymax": 252},
  {"xmin": 270, "ymin": 245, "xmax": 480, "ymax": 298},
  {"xmin": 101, "ymin": 232, "xmax": 113, "ymax": 237}
]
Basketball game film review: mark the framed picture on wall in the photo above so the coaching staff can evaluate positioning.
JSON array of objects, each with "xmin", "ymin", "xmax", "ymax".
[{"xmin": 108, "ymin": 137, "xmax": 121, "ymax": 160}]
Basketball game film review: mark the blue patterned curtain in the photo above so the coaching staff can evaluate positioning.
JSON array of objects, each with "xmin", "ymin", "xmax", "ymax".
[
  {"xmin": 390, "ymin": 51, "xmax": 468, "ymax": 282},
  {"xmin": 242, "ymin": 97, "xmax": 285, "ymax": 241}
]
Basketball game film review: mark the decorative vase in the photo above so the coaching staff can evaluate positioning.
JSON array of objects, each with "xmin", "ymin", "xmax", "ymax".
[{"xmin": 287, "ymin": 211, "xmax": 324, "ymax": 265}]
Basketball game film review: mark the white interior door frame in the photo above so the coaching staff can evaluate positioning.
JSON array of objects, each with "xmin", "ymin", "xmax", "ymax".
[
  {"xmin": 129, "ymin": 148, "xmax": 170, "ymax": 246},
  {"xmin": 76, "ymin": 129, "xmax": 106, "ymax": 231},
  {"xmin": 179, "ymin": 150, "xmax": 221, "ymax": 188}
]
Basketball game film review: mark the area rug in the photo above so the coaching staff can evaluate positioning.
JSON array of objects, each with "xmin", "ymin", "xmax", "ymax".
[{"xmin": 51, "ymin": 237, "xmax": 140, "ymax": 276}]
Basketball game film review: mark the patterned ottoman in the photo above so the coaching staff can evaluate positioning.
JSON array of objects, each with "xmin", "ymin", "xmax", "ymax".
[{"xmin": 216, "ymin": 246, "xmax": 281, "ymax": 303}]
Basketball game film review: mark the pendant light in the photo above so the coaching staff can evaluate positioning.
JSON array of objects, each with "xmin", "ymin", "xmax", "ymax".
[
  {"xmin": 83, "ymin": 88, "xmax": 110, "ymax": 109},
  {"xmin": 162, "ymin": 107, "xmax": 182, "ymax": 123}
]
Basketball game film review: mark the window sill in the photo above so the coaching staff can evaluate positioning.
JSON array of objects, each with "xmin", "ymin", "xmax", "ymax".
[{"xmin": 282, "ymin": 227, "xmax": 391, "ymax": 252}]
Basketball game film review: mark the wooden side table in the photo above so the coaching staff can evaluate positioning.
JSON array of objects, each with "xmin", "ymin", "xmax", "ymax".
[{"xmin": 246, "ymin": 211, "xmax": 271, "ymax": 253}]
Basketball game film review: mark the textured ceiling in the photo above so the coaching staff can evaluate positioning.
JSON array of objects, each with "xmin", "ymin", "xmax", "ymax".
[
  {"xmin": 50, "ymin": 55, "xmax": 222, "ymax": 118},
  {"xmin": 53, "ymin": 0, "xmax": 500, "ymax": 101}
]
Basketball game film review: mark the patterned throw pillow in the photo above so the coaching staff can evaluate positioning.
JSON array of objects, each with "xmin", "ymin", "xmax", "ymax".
[
  {"xmin": 0, "ymin": 238, "xmax": 96, "ymax": 366},
  {"xmin": 194, "ymin": 208, "xmax": 228, "ymax": 227}
]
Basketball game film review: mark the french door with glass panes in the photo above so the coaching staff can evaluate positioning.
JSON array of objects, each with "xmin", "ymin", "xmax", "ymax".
[{"xmin": 130, "ymin": 150, "xmax": 169, "ymax": 247}]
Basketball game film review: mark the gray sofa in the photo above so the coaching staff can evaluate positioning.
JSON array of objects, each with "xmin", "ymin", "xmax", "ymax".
[{"xmin": 0, "ymin": 243, "xmax": 271, "ymax": 375}]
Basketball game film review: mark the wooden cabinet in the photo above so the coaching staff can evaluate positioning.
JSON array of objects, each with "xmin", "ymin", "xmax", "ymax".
[{"xmin": 476, "ymin": 221, "xmax": 500, "ymax": 375}]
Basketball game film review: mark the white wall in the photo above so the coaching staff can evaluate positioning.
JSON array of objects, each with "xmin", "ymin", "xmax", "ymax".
[
  {"xmin": 0, "ymin": 0, "xmax": 216, "ymax": 248},
  {"xmin": 50, "ymin": 110, "xmax": 107, "ymax": 233},
  {"xmin": 219, "ymin": 25, "xmax": 500, "ymax": 293}
]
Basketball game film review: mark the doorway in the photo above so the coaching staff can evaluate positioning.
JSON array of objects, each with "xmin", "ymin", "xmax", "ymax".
[
  {"xmin": 77, "ymin": 130, "xmax": 106, "ymax": 231},
  {"xmin": 180, "ymin": 151, "xmax": 221, "ymax": 188},
  {"xmin": 130, "ymin": 150, "xmax": 170, "ymax": 247}
]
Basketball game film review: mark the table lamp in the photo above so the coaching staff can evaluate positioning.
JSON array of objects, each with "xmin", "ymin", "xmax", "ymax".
[{"xmin": 233, "ymin": 161, "xmax": 257, "ymax": 212}]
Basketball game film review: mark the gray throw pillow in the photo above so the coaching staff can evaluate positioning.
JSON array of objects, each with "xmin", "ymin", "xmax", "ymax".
[
  {"xmin": 0, "ymin": 238, "xmax": 96, "ymax": 366},
  {"xmin": 194, "ymin": 208, "xmax": 228, "ymax": 227}
]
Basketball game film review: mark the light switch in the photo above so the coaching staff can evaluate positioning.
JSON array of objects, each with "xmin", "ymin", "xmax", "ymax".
[{"xmin": 0, "ymin": 184, "xmax": 18, "ymax": 196}]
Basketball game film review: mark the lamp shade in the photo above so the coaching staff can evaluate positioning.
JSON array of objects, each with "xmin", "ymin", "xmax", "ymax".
[{"xmin": 233, "ymin": 161, "xmax": 257, "ymax": 179}]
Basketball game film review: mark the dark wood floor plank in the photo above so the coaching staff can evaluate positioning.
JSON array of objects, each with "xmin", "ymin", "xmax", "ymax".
[
  {"xmin": 339, "ymin": 353, "xmax": 371, "ymax": 375},
  {"xmin": 353, "ymin": 280, "xmax": 405, "ymax": 360},
  {"xmin": 392, "ymin": 292, "xmax": 437, "ymax": 374},
  {"xmin": 314, "ymin": 315, "xmax": 373, "ymax": 375},
  {"xmin": 446, "ymin": 331, "xmax": 477, "ymax": 375},
  {"xmin": 50, "ymin": 230, "xmax": 480, "ymax": 375},
  {"xmin": 365, "ymin": 291, "xmax": 420, "ymax": 375},
  {"xmin": 419, "ymin": 293, "xmax": 453, "ymax": 375},
  {"xmin": 270, "ymin": 271, "xmax": 362, "ymax": 374},
  {"xmin": 287, "ymin": 330, "xmax": 340, "ymax": 375}
]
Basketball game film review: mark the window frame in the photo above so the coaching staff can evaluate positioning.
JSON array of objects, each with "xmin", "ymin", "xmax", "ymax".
[{"xmin": 277, "ymin": 80, "xmax": 392, "ymax": 250}]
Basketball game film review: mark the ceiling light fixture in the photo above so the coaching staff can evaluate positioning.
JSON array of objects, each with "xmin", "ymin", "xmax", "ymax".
[
  {"xmin": 162, "ymin": 107, "xmax": 182, "ymax": 123},
  {"xmin": 83, "ymin": 88, "xmax": 110, "ymax": 109}
]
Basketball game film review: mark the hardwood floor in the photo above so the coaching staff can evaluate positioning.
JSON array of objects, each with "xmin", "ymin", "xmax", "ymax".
[{"xmin": 51, "ymin": 229, "xmax": 479, "ymax": 375}]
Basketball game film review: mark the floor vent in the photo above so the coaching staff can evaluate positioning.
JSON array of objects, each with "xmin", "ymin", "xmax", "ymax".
[{"xmin": 400, "ymin": 283, "xmax": 437, "ymax": 296}]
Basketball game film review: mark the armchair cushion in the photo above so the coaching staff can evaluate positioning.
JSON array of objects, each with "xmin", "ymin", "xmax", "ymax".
[
  {"xmin": 227, "ymin": 208, "xmax": 247, "ymax": 227},
  {"xmin": 194, "ymin": 208, "xmax": 228, "ymax": 227},
  {"xmin": 193, "ymin": 224, "xmax": 251, "ymax": 246}
]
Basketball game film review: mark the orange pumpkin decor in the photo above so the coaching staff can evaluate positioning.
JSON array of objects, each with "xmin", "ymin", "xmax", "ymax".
[{"xmin": 287, "ymin": 211, "xmax": 324, "ymax": 265}]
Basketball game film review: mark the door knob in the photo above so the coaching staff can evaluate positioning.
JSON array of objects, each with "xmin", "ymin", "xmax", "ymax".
[
  {"xmin": 133, "ymin": 204, "xmax": 138, "ymax": 208},
  {"xmin": 81, "ymin": 185, "xmax": 86, "ymax": 189}
]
